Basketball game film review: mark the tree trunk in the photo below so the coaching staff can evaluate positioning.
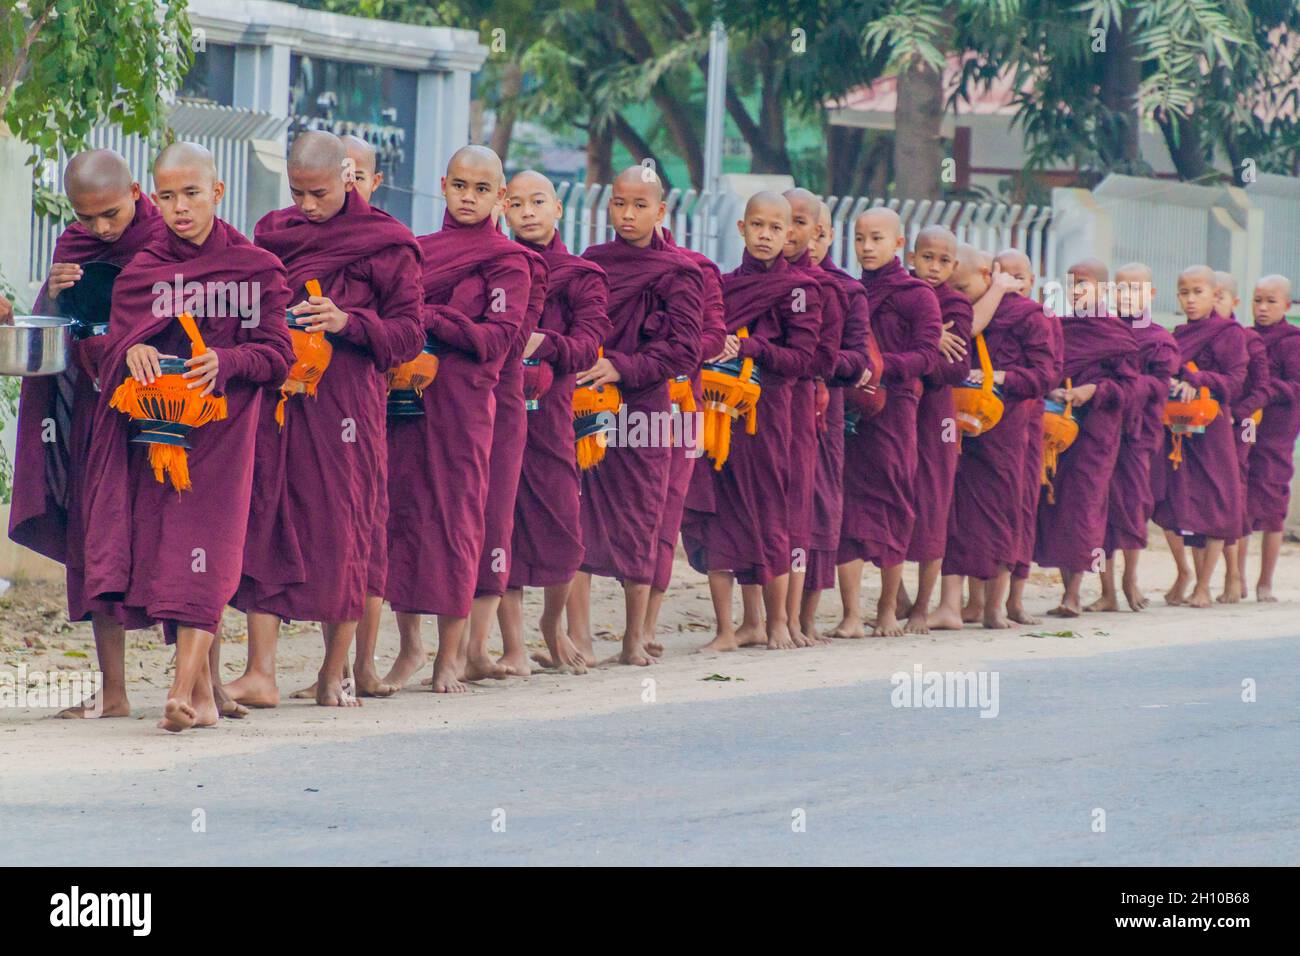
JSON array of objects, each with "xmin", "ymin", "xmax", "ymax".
[
  {"xmin": 826, "ymin": 122, "xmax": 865, "ymax": 194},
  {"xmin": 1099, "ymin": 10, "xmax": 1141, "ymax": 168},
  {"xmin": 893, "ymin": 54, "xmax": 945, "ymax": 199},
  {"xmin": 488, "ymin": 59, "xmax": 523, "ymax": 164},
  {"xmin": 1157, "ymin": 110, "xmax": 1213, "ymax": 182},
  {"xmin": 586, "ymin": 122, "xmax": 613, "ymax": 185}
]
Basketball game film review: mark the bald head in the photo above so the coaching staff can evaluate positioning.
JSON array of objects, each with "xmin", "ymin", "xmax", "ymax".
[
  {"xmin": 1068, "ymin": 257, "xmax": 1108, "ymax": 284},
  {"xmin": 288, "ymin": 130, "xmax": 346, "ymax": 177},
  {"xmin": 737, "ymin": 191, "xmax": 792, "ymax": 263},
  {"xmin": 915, "ymin": 225, "xmax": 957, "ymax": 256},
  {"xmin": 745, "ymin": 190, "xmax": 791, "ymax": 220},
  {"xmin": 1116, "ymin": 261, "xmax": 1153, "ymax": 285},
  {"xmin": 448, "ymin": 144, "xmax": 505, "ymax": 186},
  {"xmin": 1114, "ymin": 262, "xmax": 1154, "ymax": 320},
  {"xmin": 444, "ymin": 144, "xmax": 506, "ymax": 225},
  {"xmin": 949, "ymin": 243, "xmax": 993, "ymax": 301},
  {"xmin": 613, "ymin": 164, "xmax": 664, "ymax": 203},
  {"xmin": 808, "ymin": 201, "xmax": 835, "ymax": 265},
  {"xmin": 153, "ymin": 141, "xmax": 217, "ymax": 183},
  {"xmin": 339, "ymin": 135, "xmax": 376, "ymax": 176},
  {"xmin": 783, "ymin": 188, "xmax": 820, "ymax": 221},
  {"xmin": 505, "ymin": 169, "xmax": 561, "ymax": 245},
  {"xmin": 1253, "ymin": 273, "xmax": 1293, "ymax": 326},
  {"xmin": 781, "ymin": 188, "xmax": 820, "ymax": 261},
  {"xmin": 1256, "ymin": 273, "xmax": 1292, "ymax": 300},
  {"xmin": 1213, "ymin": 271, "xmax": 1237, "ymax": 296},
  {"xmin": 856, "ymin": 207, "xmax": 902, "ymax": 240},
  {"xmin": 1177, "ymin": 265, "xmax": 1218, "ymax": 320},
  {"xmin": 994, "ymin": 248, "xmax": 1033, "ymax": 295},
  {"xmin": 508, "ymin": 169, "xmax": 557, "ymax": 200},
  {"xmin": 1180, "ymin": 265, "xmax": 1216, "ymax": 285},
  {"xmin": 151, "ymin": 142, "xmax": 223, "ymax": 245},
  {"xmin": 853, "ymin": 206, "xmax": 904, "ymax": 272},
  {"xmin": 912, "ymin": 225, "xmax": 958, "ymax": 285},
  {"xmin": 64, "ymin": 149, "xmax": 133, "ymax": 202}
]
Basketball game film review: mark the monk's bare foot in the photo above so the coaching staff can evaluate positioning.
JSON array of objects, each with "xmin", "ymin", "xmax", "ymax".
[
  {"xmin": 766, "ymin": 623, "xmax": 797, "ymax": 650},
  {"xmin": 1187, "ymin": 586, "xmax": 1213, "ymax": 609},
  {"xmin": 961, "ymin": 600, "xmax": 984, "ymax": 624},
  {"xmin": 551, "ymin": 634, "xmax": 589, "ymax": 673},
  {"xmin": 1165, "ymin": 573, "xmax": 1190, "ymax": 606},
  {"xmin": 56, "ymin": 690, "xmax": 130, "ymax": 719},
  {"xmin": 353, "ymin": 673, "xmax": 399, "ymax": 698},
  {"xmin": 496, "ymin": 650, "xmax": 533, "ymax": 676},
  {"xmin": 983, "ymin": 609, "xmax": 1012, "ymax": 630},
  {"xmin": 1084, "ymin": 594, "xmax": 1119, "ymax": 612},
  {"xmin": 872, "ymin": 610, "xmax": 904, "ymax": 637},
  {"xmin": 158, "ymin": 698, "xmax": 197, "ymax": 733},
  {"xmin": 317, "ymin": 675, "xmax": 361, "ymax": 707},
  {"xmin": 1256, "ymin": 585, "xmax": 1277, "ymax": 603},
  {"xmin": 1216, "ymin": 580, "xmax": 1243, "ymax": 604},
  {"xmin": 568, "ymin": 633, "xmax": 599, "ymax": 667},
  {"xmin": 645, "ymin": 640, "xmax": 665, "ymax": 657},
  {"xmin": 619, "ymin": 638, "xmax": 656, "ymax": 666},
  {"xmin": 736, "ymin": 623, "xmax": 766, "ymax": 647},
  {"xmin": 926, "ymin": 607, "xmax": 965, "ymax": 631},
  {"xmin": 1123, "ymin": 583, "xmax": 1149, "ymax": 611},
  {"xmin": 381, "ymin": 649, "xmax": 428, "ymax": 690},
  {"xmin": 213, "ymin": 683, "xmax": 248, "ymax": 719},
  {"xmin": 1047, "ymin": 603, "xmax": 1081, "ymax": 618},
  {"xmin": 802, "ymin": 627, "xmax": 829, "ymax": 646},
  {"xmin": 530, "ymin": 649, "xmax": 555, "ymax": 668},
  {"xmin": 192, "ymin": 696, "xmax": 219, "ymax": 729},
  {"xmin": 288, "ymin": 682, "xmax": 317, "ymax": 699},
  {"xmin": 1006, "ymin": 606, "xmax": 1041, "ymax": 625},
  {"xmin": 829, "ymin": 616, "xmax": 866, "ymax": 639},
  {"xmin": 699, "ymin": 631, "xmax": 740, "ymax": 652},
  {"xmin": 223, "ymin": 673, "xmax": 280, "ymax": 709},
  {"xmin": 463, "ymin": 653, "xmax": 508, "ymax": 682},
  {"xmin": 903, "ymin": 610, "xmax": 930, "ymax": 635},
  {"xmin": 429, "ymin": 662, "xmax": 468, "ymax": 693}
]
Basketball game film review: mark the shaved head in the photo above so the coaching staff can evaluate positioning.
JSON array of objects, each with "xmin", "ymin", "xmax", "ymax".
[
  {"xmin": 1180, "ymin": 265, "xmax": 1216, "ymax": 284},
  {"xmin": 505, "ymin": 169, "xmax": 561, "ymax": 245},
  {"xmin": 783, "ymin": 187, "xmax": 820, "ymax": 221},
  {"xmin": 911, "ymin": 225, "xmax": 959, "ymax": 286},
  {"xmin": 507, "ymin": 169, "xmax": 557, "ymax": 200},
  {"xmin": 153, "ymin": 141, "xmax": 217, "ymax": 183},
  {"xmin": 1068, "ymin": 257, "xmax": 1108, "ymax": 284},
  {"xmin": 957, "ymin": 243, "xmax": 992, "ymax": 274},
  {"xmin": 448, "ymin": 144, "xmax": 505, "ymax": 187},
  {"xmin": 856, "ymin": 206, "xmax": 902, "ymax": 240},
  {"xmin": 339, "ymin": 135, "xmax": 377, "ymax": 175},
  {"xmin": 745, "ymin": 190, "xmax": 791, "ymax": 220},
  {"xmin": 1177, "ymin": 265, "xmax": 1218, "ymax": 321},
  {"xmin": 613, "ymin": 164, "xmax": 664, "ymax": 203},
  {"xmin": 1116, "ymin": 261, "xmax": 1153, "ymax": 285},
  {"xmin": 1253, "ymin": 273, "xmax": 1293, "ymax": 326},
  {"xmin": 817, "ymin": 201, "xmax": 833, "ymax": 232},
  {"xmin": 948, "ymin": 243, "xmax": 994, "ymax": 301},
  {"xmin": 1213, "ymin": 270, "xmax": 1237, "ymax": 296},
  {"xmin": 1256, "ymin": 273, "xmax": 1292, "ymax": 300},
  {"xmin": 995, "ymin": 248, "xmax": 1031, "ymax": 274},
  {"xmin": 854, "ymin": 206, "xmax": 904, "ymax": 272},
  {"xmin": 915, "ymin": 225, "xmax": 957, "ymax": 255},
  {"xmin": 64, "ymin": 149, "xmax": 133, "ymax": 202},
  {"xmin": 288, "ymin": 130, "xmax": 347, "ymax": 176}
]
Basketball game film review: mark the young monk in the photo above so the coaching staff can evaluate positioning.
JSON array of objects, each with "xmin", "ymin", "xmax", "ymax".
[
  {"xmin": 685, "ymin": 191, "xmax": 818, "ymax": 651},
  {"xmin": 800, "ymin": 202, "xmax": 873, "ymax": 640},
  {"xmin": 496, "ymin": 170, "xmax": 610, "ymax": 674},
  {"xmin": 1152, "ymin": 265, "xmax": 1249, "ymax": 608},
  {"xmin": 930, "ymin": 245, "xmax": 1057, "ymax": 629},
  {"xmin": 80, "ymin": 142, "xmax": 294, "ymax": 731},
  {"xmin": 1033, "ymin": 261, "xmax": 1137, "ymax": 616},
  {"xmin": 384, "ymin": 145, "xmax": 532, "ymax": 692},
  {"xmin": 1091, "ymin": 262, "xmax": 1180, "ymax": 611},
  {"xmin": 570, "ymin": 167, "xmax": 702, "ymax": 666},
  {"xmin": 644, "ymin": 221, "xmax": 726, "ymax": 655},
  {"xmin": 1245, "ymin": 275, "xmax": 1300, "ymax": 601},
  {"xmin": 900, "ymin": 225, "xmax": 972, "ymax": 632},
  {"xmin": 1215, "ymin": 272, "xmax": 1270, "ymax": 603},
  {"xmin": 7, "ymin": 149, "xmax": 164, "ymax": 719},
  {"xmin": 225, "ymin": 131, "xmax": 424, "ymax": 708},
  {"xmin": 835, "ymin": 208, "xmax": 941, "ymax": 637}
]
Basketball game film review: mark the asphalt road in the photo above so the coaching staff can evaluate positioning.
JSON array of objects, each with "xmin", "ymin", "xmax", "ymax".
[{"xmin": 1, "ymin": 636, "xmax": 1296, "ymax": 865}]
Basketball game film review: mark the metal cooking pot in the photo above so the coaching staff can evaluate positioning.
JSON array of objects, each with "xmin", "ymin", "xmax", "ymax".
[{"xmin": 0, "ymin": 315, "xmax": 73, "ymax": 376}]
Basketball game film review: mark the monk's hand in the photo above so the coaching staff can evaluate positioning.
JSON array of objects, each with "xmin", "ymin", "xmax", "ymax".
[
  {"xmin": 967, "ymin": 368, "xmax": 984, "ymax": 385},
  {"xmin": 523, "ymin": 331, "xmax": 547, "ymax": 360},
  {"xmin": 856, "ymin": 367, "xmax": 874, "ymax": 390},
  {"xmin": 709, "ymin": 334, "xmax": 742, "ymax": 363},
  {"xmin": 47, "ymin": 262, "xmax": 84, "ymax": 297},
  {"xmin": 1049, "ymin": 387, "xmax": 1069, "ymax": 404},
  {"xmin": 184, "ymin": 350, "xmax": 220, "ymax": 397},
  {"xmin": 1170, "ymin": 379, "xmax": 1196, "ymax": 403},
  {"xmin": 293, "ymin": 295, "xmax": 348, "ymax": 334},
  {"xmin": 991, "ymin": 264, "xmax": 1020, "ymax": 294},
  {"xmin": 1066, "ymin": 382, "xmax": 1097, "ymax": 405},
  {"xmin": 992, "ymin": 370, "xmax": 1006, "ymax": 385},
  {"xmin": 0, "ymin": 297, "xmax": 13, "ymax": 325},
  {"xmin": 938, "ymin": 321, "xmax": 966, "ymax": 362},
  {"xmin": 125, "ymin": 344, "xmax": 163, "ymax": 385},
  {"xmin": 577, "ymin": 356, "xmax": 621, "ymax": 387}
]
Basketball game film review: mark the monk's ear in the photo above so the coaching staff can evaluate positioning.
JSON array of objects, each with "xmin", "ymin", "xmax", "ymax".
[
  {"xmin": 440, "ymin": 175, "xmax": 449, "ymax": 198},
  {"xmin": 893, "ymin": 233, "xmax": 904, "ymax": 252},
  {"xmin": 905, "ymin": 249, "xmax": 915, "ymax": 267},
  {"xmin": 372, "ymin": 171, "xmax": 383, "ymax": 192},
  {"xmin": 212, "ymin": 179, "xmax": 225, "ymax": 205},
  {"xmin": 736, "ymin": 219, "xmax": 745, "ymax": 239},
  {"xmin": 554, "ymin": 199, "xmax": 563, "ymax": 220},
  {"xmin": 129, "ymin": 182, "xmax": 141, "ymax": 201},
  {"xmin": 655, "ymin": 201, "xmax": 666, "ymax": 226}
]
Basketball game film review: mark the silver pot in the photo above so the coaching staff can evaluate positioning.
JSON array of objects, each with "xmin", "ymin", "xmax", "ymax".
[{"xmin": 0, "ymin": 315, "xmax": 73, "ymax": 376}]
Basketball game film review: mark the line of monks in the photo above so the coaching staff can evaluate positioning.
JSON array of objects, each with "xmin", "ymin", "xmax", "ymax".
[{"xmin": 5, "ymin": 133, "xmax": 1298, "ymax": 734}]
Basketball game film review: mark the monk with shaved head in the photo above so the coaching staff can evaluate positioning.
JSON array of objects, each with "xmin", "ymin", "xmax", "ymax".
[
  {"xmin": 80, "ymin": 141, "xmax": 295, "ymax": 731},
  {"xmin": 570, "ymin": 165, "xmax": 702, "ymax": 666},
  {"xmin": 1243, "ymin": 274, "xmax": 1299, "ymax": 602},
  {"xmin": 798, "ymin": 202, "xmax": 873, "ymax": 639},
  {"xmin": 1092, "ymin": 262, "xmax": 1179, "ymax": 613},
  {"xmin": 833, "ymin": 206, "xmax": 941, "ymax": 638},
  {"xmin": 1151, "ymin": 265, "xmax": 1250, "ymax": 608},
  {"xmin": 1212, "ymin": 270, "xmax": 1271, "ymax": 604},
  {"xmin": 8, "ymin": 147, "xmax": 164, "ymax": 721},
  {"xmin": 491, "ymin": 170, "xmax": 611, "ymax": 674},
  {"xmin": 382, "ymin": 144, "xmax": 534, "ymax": 691},
  {"xmin": 339, "ymin": 134, "xmax": 382, "ymax": 202},
  {"xmin": 899, "ymin": 224, "xmax": 972, "ymax": 632},
  {"xmin": 227, "ymin": 129, "xmax": 426, "ymax": 708},
  {"xmin": 929, "ymin": 243, "xmax": 1058, "ymax": 630}
]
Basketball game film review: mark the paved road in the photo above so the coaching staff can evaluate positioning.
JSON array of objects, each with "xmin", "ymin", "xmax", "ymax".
[{"xmin": 2, "ymin": 637, "xmax": 1296, "ymax": 865}]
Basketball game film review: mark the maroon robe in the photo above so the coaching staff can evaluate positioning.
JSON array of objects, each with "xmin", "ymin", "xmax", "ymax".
[
  {"xmin": 1248, "ymin": 320, "xmax": 1300, "ymax": 532},
  {"xmin": 1033, "ymin": 314, "xmax": 1138, "ymax": 571},
  {"xmin": 578, "ymin": 233, "xmax": 702, "ymax": 585},
  {"xmin": 1229, "ymin": 321, "xmax": 1270, "ymax": 540},
  {"xmin": 838, "ymin": 257, "xmax": 941, "ymax": 568},
  {"xmin": 81, "ymin": 219, "xmax": 294, "ymax": 633},
  {"xmin": 785, "ymin": 250, "xmax": 844, "ymax": 574},
  {"xmin": 654, "ymin": 232, "xmax": 726, "ymax": 592},
  {"xmin": 943, "ymin": 293, "xmax": 1057, "ymax": 579},
  {"xmin": 906, "ymin": 279, "xmax": 973, "ymax": 563},
  {"xmin": 1152, "ymin": 314, "xmax": 1249, "ymax": 541},
  {"xmin": 234, "ymin": 191, "xmax": 424, "ymax": 622},
  {"xmin": 385, "ymin": 212, "xmax": 532, "ymax": 616},
  {"xmin": 682, "ymin": 252, "xmax": 819, "ymax": 583},
  {"xmin": 1012, "ymin": 309, "xmax": 1065, "ymax": 580},
  {"xmin": 9, "ymin": 195, "xmax": 163, "ymax": 625},
  {"xmin": 804, "ymin": 259, "xmax": 872, "ymax": 590},
  {"xmin": 1104, "ymin": 313, "xmax": 1180, "ymax": 553},
  {"xmin": 474, "ymin": 246, "xmax": 548, "ymax": 598},
  {"xmin": 508, "ymin": 235, "xmax": 610, "ymax": 588}
]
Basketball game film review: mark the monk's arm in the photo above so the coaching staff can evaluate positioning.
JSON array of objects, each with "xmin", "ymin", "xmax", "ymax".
[
  {"xmin": 831, "ymin": 292, "xmax": 871, "ymax": 385},
  {"xmin": 741, "ymin": 285, "xmax": 820, "ymax": 378},
  {"xmin": 533, "ymin": 271, "xmax": 610, "ymax": 373},
  {"xmin": 1184, "ymin": 327, "xmax": 1248, "ymax": 404},
  {"xmin": 930, "ymin": 298, "xmax": 974, "ymax": 387},
  {"xmin": 882, "ymin": 286, "xmax": 942, "ymax": 385},
  {"xmin": 426, "ymin": 257, "xmax": 530, "ymax": 362},
  {"xmin": 697, "ymin": 270, "xmax": 728, "ymax": 363},
  {"xmin": 970, "ymin": 284, "xmax": 1007, "ymax": 336},
  {"xmin": 606, "ymin": 266, "xmax": 703, "ymax": 388},
  {"xmin": 1000, "ymin": 313, "xmax": 1057, "ymax": 399},
  {"xmin": 809, "ymin": 282, "xmax": 844, "ymax": 378},
  {"xmin": 1082, "ymin": 357, "xmax": 1137, "ymax": 411},
  {"xmin": 336, "ymin": 246, "xmax": 426, "ymax": 370},
  {"xmin": 1231, "ymin": 343, "xmax": 1272, "ymax": 419},
  {"xmin": 215, "ymin": 274, "xmax": 294, "ymax": 391},
  {"xmin": 1267, "ymin": 339, "xmax": 1300, "ymax": 406}
]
